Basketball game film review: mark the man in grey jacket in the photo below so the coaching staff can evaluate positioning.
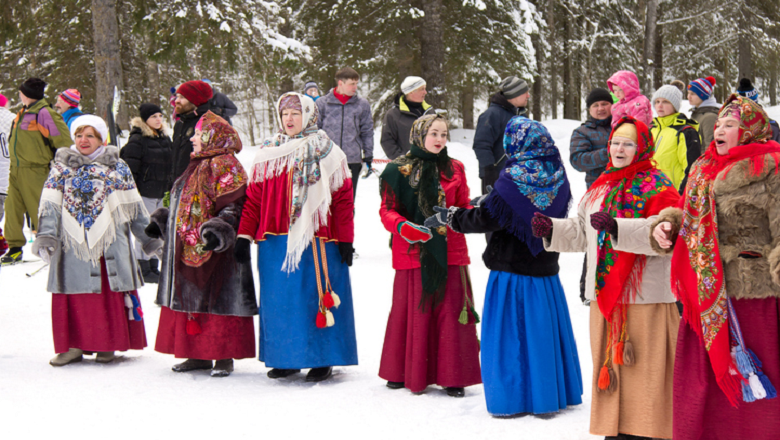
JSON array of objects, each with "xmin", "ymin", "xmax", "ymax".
[{"xmin": 316, "ymin": 67, "xmax": 374, "ymax": 198}]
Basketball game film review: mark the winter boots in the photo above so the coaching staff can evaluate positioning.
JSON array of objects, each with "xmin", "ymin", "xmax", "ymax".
[
  {"xmin": 50, "ymin": 348, "xmax": 84, "ymax": 366},
  {"xmin": 211, "ymin": 359, "xmax": 234, "ymax": 377},
  {"xmin": 386, "ymin": 381, "xmax": 404, "ymax": 389},
  {"xmin": 305, "ymin": 366, "xmax": 333, "ymax": 382},
  {"xmin": 445, "ymin": 387, "xmax": 465, "ymax": 398},
  {"xmin": 95, "ymin": 351, "xmax": 116, "ymax": 363},
  {"xmin": 138, "ymin": 259, "xmax": 159, "ymax": 283},
  {"xmin": 172, "ymin": 358, "xmax": 213, "ymax": 372},
  {"xmin": 0, "ymin": 247, "xmax": 23, "ymax": 265},
  {"xmin": 267, "ymin": 368, "xmax": 300, "ymax": 379}
]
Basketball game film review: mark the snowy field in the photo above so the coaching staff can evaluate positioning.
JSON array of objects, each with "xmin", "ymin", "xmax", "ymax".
[{"xmin": 4, "ymin": 103, "xmax": 777, "ymax": 439}]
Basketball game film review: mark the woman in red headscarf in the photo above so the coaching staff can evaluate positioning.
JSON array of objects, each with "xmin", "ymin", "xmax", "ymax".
[
  {"xmin": 651, "ymin": 94, "xmax": 780, "ymax": 439},
  {"xmin": 147, "ymin": 111, "xmax": 257, "ymax": 378},
  {"xmin": 537, "ymin": 116, "xmax": 680, "ymax": 439}
]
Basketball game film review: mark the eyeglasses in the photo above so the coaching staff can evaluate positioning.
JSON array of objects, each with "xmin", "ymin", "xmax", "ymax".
[{"xmin": 609, "ymin": 141, "xmax": 637, "ymax": 149}]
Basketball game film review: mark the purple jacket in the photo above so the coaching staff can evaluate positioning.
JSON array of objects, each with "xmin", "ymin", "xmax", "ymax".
[{"xmin": 316, "ymin": 90, "xmax": 374, "ymax": 164}]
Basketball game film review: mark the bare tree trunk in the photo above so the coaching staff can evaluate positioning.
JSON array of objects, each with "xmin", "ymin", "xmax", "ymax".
[
  {"xmin": 531, "ymin": 31, "xmax": 543, "ymax": 121},
  {"xmin": 653, "ymin": 24, "xmax": 663, "ymax": 90},
  {"xmin": 643, "ymin": 0, "xmax": 658, "ymax": 93},
  {"xmin": 737, "ymin": 6, "xmax": 752, "ymax": 81},
  {"xmin": 770, "ymin": 51, "xmax": 778, "ymax": 106},
  {"xmin": 420, "ymin": 0, "xmax": 446, "ymax": 108},
  {"xmin": 461, "ymin": 82, "xmax": 474, "ymax": 129},
  {"xmin": 144, "ymin": 34, "xmax": 160, "ymax": 107},
  {"xmin": 547, "ymin": 0, "xmax": 557, "ymax": 119},
  {"xmin": 92, "ymin": 0, "xmax": 127, "ymax": 128}
]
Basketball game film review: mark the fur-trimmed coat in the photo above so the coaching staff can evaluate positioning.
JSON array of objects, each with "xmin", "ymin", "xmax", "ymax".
[
  {"xmin": 650, "ymin": 155, "xmax": 780, "ymax": 299},
  {"xmin": 120, "ymin": 117, "xmax": 173, "ymax": 199}
]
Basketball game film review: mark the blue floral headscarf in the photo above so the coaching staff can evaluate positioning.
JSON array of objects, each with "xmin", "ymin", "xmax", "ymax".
[{"xmin": 484, "ymin": 117, "xmax": 571, "ymax": 255}]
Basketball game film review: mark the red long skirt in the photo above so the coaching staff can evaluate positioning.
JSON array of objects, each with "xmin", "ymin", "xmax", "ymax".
[
  {"xmin": 379, "ymin": 266, "xmax": 482, "ymax": 392},
  {"xmin": 155, "ymin": 307, "xmax": 256, "ymax": 360},
  {"xmin": 51, "ymin": 262, "xmax": 147, "ymax": 354},
  {"xmin": 674, "ymin": 297, "xmax": 780, "ymax": 440}
]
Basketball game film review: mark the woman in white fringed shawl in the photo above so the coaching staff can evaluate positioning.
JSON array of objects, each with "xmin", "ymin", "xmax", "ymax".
[
  {"xmin": 33, "ymin": 115, "xmax": 162, "ymax": 367},
  {"xmin": 235, "ymin": 92, "xmax": 358, "ymax": 382}
]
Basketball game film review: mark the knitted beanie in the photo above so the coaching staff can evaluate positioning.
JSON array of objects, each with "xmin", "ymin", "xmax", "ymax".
[
  {"xmin": 401, "ymin": 76, "xmax": 426, "ymax": 94},
  {"xmin": 59, "ymin": 89, "xmax": 81, "ymax": 107},
  {"xmin": 586, "ymin": 88, "xmax": 613, "ymax": 108},
  {"xmin": 19, "ymin": 78, "xmax": 47, "ymax": 100},
  {"xmin": 500, "ymin": 76, "xmax": 530, "ymax": 99},
  {"xmin": 176, "ymin": 80, "xmax": 213, "ymax": 107},
  {"xmin": 652, "ymin": 85, "xmax": 682, "ymax": 112},
  {"xmin": 0, "ymin": 94, "xmax": 7, "ymax": 108},
  {"xmin": 304, "ymin": 81, "xmax": 319, "ymax": 94},
  {"xmin": 688, "ymin": 76, "xmax": 716, "ymax": 101},
  {"xmin": 737, "ymin": 78, "xmax": 759, "ymax": 102},
  {"xmin": 139, "ymin": 103, "xmax": 163, "ymax": 122},
  {"xmin": 70, "ymin": 115, "xmax": 109, "ymax": 143}
]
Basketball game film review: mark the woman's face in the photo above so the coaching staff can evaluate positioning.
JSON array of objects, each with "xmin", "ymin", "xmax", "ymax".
[
  {"xmin": 423, "ymin": 120, "xmax": 448, "ymax": 154},
  {"xmin": 75, "ymin": 126, "xmax": 102, "ymax": 156},
  {"xmin": 146, "ymin": 113, "xmax": 163, "ymax": 130},
  {"xmin": 654, "ymin": 98, "xmax": 675, "ymax": 117},
  {"xmin": 714, "ymin": 116, "xmax": 740, "ymax": 155},
  {"xmin": 609, "ymin": 135, "xmax": 638, "ymax": 168},
  {"xmin": 612, "ymin": 85, "xmax": 625, "ymax": 101},
  {"xmin": 190, "ymin": 129, "xmax": 203, "ymax": 153},
  {"xmin": 281, "ymin": 109, "xmax": 303, "ymax": 137}
]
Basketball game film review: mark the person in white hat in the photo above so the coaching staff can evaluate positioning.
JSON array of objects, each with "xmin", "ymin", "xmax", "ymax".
[{"xmin": 380, "ymin": 76, "xmax": 435, "ymax": 160}]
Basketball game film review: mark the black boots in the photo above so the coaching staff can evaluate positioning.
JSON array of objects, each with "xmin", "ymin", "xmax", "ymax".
[
  {"xmin": 138, "ymin": 259, "xmax": 159, "ymax": 283},
  {"xmin": 306, "ymin": 366, "xmax": 333, "ymax": 382},
  {"xmin": 267, "ymin": 368, "xmax": 301, "ymax": 379}
]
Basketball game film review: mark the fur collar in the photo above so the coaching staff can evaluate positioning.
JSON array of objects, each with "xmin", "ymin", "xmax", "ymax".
[
  {"xmin": 130, "ymin": 116, "xmax": 171, "ymax": 137},
  {"xmin": 55, "ymin": 145, "xmax": 120, "ymax": 168},
  {"xmin": 713, "ymin": 154, "xmax": 780, "ymax": 195}
]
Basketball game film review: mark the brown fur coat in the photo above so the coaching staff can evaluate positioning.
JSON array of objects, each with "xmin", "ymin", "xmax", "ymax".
[{"xmin": 650, "ymin": 155, "xmax": 780, "ymax": 299}]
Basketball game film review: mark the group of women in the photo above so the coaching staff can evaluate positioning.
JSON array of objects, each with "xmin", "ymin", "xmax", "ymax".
[{"xmin": 31, "ymin": 87, "xmax": 780, "ymax": 439}]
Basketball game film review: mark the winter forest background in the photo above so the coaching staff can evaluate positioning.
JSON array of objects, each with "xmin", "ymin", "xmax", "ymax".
[{"xmin": 2, "ymin": 0, "xmax": 779, "ymax": 143}]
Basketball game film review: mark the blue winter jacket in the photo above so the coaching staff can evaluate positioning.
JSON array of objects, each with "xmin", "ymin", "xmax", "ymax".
[
  {"xmin": 473, "ymin": 92, "xmax": 522, "ymax": 179},
  {"xmin": 62, "ymin": 107, "xmax": 84, "ymax": 129},
  {"xmin": 316, "ymin": 90, "xmax": 374, "ymax": 164},
  {"xmin": 569, "ymin": 116, "xmax": 612, "ymax": 188}
]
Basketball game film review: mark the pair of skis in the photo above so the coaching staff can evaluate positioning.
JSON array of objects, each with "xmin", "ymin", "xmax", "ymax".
[{"xmin": 3, "ymin": 259, "xmax": 48, "ymax": 277}]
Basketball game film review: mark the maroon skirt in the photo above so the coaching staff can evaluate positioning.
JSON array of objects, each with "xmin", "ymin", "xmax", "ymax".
[
  {"xmin": 155, "ymin": 307, "xmax": 255, "ymax": 360},
  {"xmin": 379, "ymin": 266, "xmax": 482, "ymax": 392},
  {"xmin": 674, "ymin": 297, "xmax": 780, "ymax": 440},
  {"xmin": 52, "ymin": 262, "xmax": 147, "ymax": 354}
]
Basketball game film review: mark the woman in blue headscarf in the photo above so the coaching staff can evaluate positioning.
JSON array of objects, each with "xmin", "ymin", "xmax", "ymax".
[{"xmin": 425, "ymin": 117, "xmax": 583, "ymax": 416}]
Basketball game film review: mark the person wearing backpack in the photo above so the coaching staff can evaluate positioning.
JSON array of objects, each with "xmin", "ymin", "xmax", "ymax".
[
  {"xmin": 688, "ymin": 76, "xmax": 720, "ymax": 151},
  {"xmin": 650, "ymin": 85, "xmax": 702, "ymax": 192}
]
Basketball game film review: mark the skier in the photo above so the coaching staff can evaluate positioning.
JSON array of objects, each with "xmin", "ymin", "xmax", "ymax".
[
  {"xmin": 539, "ymin": 117, "xmax": 680, "ymax": 438},
  {"xmin": 33, "ymin": 115, "xmax": 161, "ymax": 366},
  {"xmin": 651, "ymin": 95, "xmax": 780, "ymax": 439},
  {"xmin": 430, "ymin": 117, "xmax": 582, "ymax": 414},
  {"xmin": 149, "ymin": 111, "xmax": 257, "ymax": 378},
  {"xmin": 120, "ymin": 103, "xmax": 173, "ymax": 283},
  {"xmin": 235, "ymin": 92, "xmax": 358, "ymax": 383},
  {"xmin": 379, "ymin": 114, "xmax": 481, "ymax": 398}
]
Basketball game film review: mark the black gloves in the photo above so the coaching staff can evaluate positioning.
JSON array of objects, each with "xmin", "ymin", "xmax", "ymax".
[
  {"xmin": 469, "ymin": 185, "xmax": 493, "ymax": 208},
  {"xmin": 338, "ymin": 242, "xmax": 354, "ymax": 267},
  {"xmin": 145, "ymin": 222, "xmax": 162, "ymax": 239},
  {"xmin": 234, "ymin": 237, "xmax": 252, "ymax": 264}
]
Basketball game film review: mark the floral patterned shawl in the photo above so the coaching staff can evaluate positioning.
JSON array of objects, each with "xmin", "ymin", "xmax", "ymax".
[
  {"xmin": 176, "ymin": 111, "xmax": 247, "ymax": 267},
  {"xmin": 250, "ymin": 92, "xmax": 349, "ymax": 272}
]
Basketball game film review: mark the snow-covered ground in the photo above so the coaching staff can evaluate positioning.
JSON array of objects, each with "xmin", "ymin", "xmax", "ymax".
[{"xmin": 5, "ymin": 101, "xmax": 777, "ymax": 439}]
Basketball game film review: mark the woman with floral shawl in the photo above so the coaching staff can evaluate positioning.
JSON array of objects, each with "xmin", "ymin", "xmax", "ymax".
[
  {"xmin": 34, "ymin": 115, "xmax": 162, "ymax": 366},
  {"xmin": 148, "ymin": 111, "xmax": 257, "ymax": 378},
  {"xmin": 429, "ymin": 117, "xmax": 581, "ymax": 414},
  {"xmin": 651, "ymin": 95, "xmax": 780, "ymax": 439},
  {"xmin": 378, "ymin": 114, "xmax": 481, "ymax": 398},
  {"xmin": 235, "ymin": 92, "xmax": 357, "ymax": 383},
  {"xmin": 536, "ymin": 116, "xmax": 680, "ymax": 438}
]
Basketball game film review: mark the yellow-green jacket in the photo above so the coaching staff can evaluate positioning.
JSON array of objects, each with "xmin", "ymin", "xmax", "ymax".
[
  {"xmin": 650, "ymin": 113, "xmax": 702, "ymax": 190},
  {"xmin": 9, "ymin": 99, "xmax": 72, "ymax": 169}
]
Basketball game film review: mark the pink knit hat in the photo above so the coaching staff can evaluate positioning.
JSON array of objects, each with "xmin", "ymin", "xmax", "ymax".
[{"xmin": 59, "ymin": 89, "xmax": 81, "ymax": 107}]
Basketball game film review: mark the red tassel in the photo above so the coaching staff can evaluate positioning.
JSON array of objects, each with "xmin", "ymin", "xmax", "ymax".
[
  {"xmin": 598, "ymin": 366, "xmax": 611, "ymax": 391},
  {"xmin": 316, "ymin": 312, "xmax": 327, "ymax": 328},
  {"xmin": 186, "ymin": 316, "xmax": 202, "ymax": 335},
  {"xmin": 322, "ymin": 292, "xmax": 335, "ymax": 309},
  {"xmin": 613, "ymin": 342, "xmax": 625, "ymax": 365}
]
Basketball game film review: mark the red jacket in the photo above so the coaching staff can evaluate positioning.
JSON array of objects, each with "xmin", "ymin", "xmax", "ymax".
[
  {"xmin": 380, "ymin": 159, "xmax": 471, "ymax": 270},
  {"xmin": 237, "ymin": 170, "xmax": 355, "ymax": 243}
]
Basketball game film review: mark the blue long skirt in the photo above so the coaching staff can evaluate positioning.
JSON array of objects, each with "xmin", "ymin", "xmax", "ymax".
[
  {"xmin": 257, "ymin": 235, "xmax": 358, "ymax": 369},
  {"xmin": 481, "ymin": 270, "xmax": 583, "ymax": 416}
]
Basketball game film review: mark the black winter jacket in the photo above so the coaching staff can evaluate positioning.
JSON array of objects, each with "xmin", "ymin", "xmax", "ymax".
[
  {"xmin": 209, "ymin": 90, "xmax": 238, "ymax": 126},
  {"xmin": 449, "ymin": 206, "xmax": 560, "ymax": 277},
  {"xmin": 171, "ymin": 103, "xmax": 210, "ymax": 181},
  {"xmin": 120, "ymin": 117, "xmax": 173, "ymax": 199},
  {"xmin": 473, "ymin": 93, "xmax": 524, "ymax": 181},
  {"xmin": 380, "ymin": 93, "xmax": 434, "ymax": 160}
]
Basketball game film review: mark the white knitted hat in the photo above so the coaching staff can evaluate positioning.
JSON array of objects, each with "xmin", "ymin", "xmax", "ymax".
[
  {"xmin": 70, "ymin": 115, "xmax": 109, "ymax": 143},
  {"xmin": 652, "ymin": 85, "xmax": 682, "ymax": 112},
  {"xmin": 401, "ymin": 76, "xmax": 426, "ymax": 94}
]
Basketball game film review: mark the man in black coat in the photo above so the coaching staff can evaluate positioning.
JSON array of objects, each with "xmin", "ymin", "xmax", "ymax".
[
  {"xmin": 171, "ymin": 80, "xmax": 212, "ymax": 181},
  {"xmin": 380, "ymin": 76, "xmax": 435, "ymax": 160},
  {"xmin": 472, "ymin": 76, "xmax": 530, "ymax": 194},
  {"xmin": 203, "ymin": 79, "xmax": 238, "ymax": 126}
]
